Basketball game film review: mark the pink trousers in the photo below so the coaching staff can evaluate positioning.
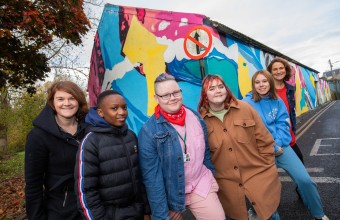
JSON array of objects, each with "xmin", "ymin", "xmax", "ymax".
[{"xmin": 169, "ymin": 179, "xmax": 225, "ymax": 220}]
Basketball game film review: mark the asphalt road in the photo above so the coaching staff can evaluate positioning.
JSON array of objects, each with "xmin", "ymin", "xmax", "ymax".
[
  {"xmin": 277, "ymin": 100, "xmax": 340, "ymax": 219},
  {"xmin": 182, "ymin": 100, "xmax": 340, "ymax": 220}
]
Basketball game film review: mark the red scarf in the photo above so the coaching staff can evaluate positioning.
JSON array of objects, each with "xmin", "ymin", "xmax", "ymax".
[{"xmin": 155, "ymin": 104, "xmax": 186, "ymax": 126}]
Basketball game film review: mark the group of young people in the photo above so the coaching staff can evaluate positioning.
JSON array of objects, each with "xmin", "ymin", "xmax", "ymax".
[{"xmin": 24, "ymin": 57, "xmax": 328, "ymax": 220}]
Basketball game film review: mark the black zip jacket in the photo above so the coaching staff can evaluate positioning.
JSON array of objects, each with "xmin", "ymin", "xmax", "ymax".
[
  {"xmin": 74, "ymin": 108, "xmax": 149, "ymax": 220},
  {"xmin": 25, "ymin": 104, "xmax": 87, "ymax": 220}
]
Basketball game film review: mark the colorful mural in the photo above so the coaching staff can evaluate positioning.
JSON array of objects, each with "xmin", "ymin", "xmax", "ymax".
[{"xmin": 88, "ymin": 4, "xmax": 331, "ymax": 134}]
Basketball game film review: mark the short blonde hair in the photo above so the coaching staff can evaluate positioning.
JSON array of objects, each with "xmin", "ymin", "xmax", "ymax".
[{"xmin": 154, "ymin": 73, "xmax": 176, "ymax": 94}]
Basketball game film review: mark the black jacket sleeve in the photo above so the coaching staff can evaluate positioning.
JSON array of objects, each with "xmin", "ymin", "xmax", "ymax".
[
  {"xmin": 74, "ymin": 133, "xmax": 107, "ymax": 220},
  {"xmin": 24, "ymin": 130, "xmax": 48, "ymax": 220}
]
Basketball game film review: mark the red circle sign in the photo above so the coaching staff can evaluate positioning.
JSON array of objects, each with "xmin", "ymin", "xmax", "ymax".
[{"xmin": 184, "ymin": 26, "xmax": 213, "ymax": 60}]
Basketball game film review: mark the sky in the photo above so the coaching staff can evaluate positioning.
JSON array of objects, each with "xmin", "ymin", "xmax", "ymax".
[{"xmin": 81, "ymin": 0, "xmax": 340, "ymax": 75}]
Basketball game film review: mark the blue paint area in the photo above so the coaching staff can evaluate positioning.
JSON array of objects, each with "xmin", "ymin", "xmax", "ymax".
[
  {"xmin": 226, "ymin": 36, "xmax": 265, "ymax": 76},
  {"xmin": 98, "ymin": 5, "xmax": 124, "ymax": 70},
  {"xmin": 167, "ymin": 59, "xmax": 202, "ymax": 85},
  {"xmin": 226, "ymin": 37, "xmax": 237, "ymax": 46},
  {"xmin": 205, "ymin": 57, "xmax": 240, "ymax": 98},
  {"xmin": 237, "ymin": 43, "xmax": 263, "ymax": 70},
  {"xmin": 178, "ymin": 82, "xmax": 202, "ymax": 111},
  {"xmin": 111, "ymin": 70, "xmax": 149, "ymax": 134},
  {"xmin": 301, "ymin": 67, "xmax": 316, "ymax": 108},
  {"xmin": 300, "ymin": 87, "xmax": 307, "ymax": 110}
]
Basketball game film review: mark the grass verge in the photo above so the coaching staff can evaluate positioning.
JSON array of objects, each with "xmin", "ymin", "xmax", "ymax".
[{"xmin": 0, "ymin": 151, "xmax": 25, "ymax": 181}]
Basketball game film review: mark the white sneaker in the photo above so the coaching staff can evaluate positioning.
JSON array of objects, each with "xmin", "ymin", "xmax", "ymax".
[
  {"xmin": 315, "ymin": 215, "xmax": 329, "ymax": 220},
  {"xmin": 248, "ymin": 208, "xmax": 259, "ymax": 220}
]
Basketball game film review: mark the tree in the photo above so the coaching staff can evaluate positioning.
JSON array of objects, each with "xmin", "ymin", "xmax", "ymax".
[
  {"xmin": 5, "ymin": 86, "xmax": 46, "ymax": 153},
  {"xmin": 0, "ymin": 0, "xmax": 91, "ymax": 92}
]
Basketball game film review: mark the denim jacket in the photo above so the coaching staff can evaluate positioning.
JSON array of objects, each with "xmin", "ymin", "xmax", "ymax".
[
  {"xmin": 137, "ymin": 108, "xmax": 215, "ymax": 220},
  {"xmin": 285, "ymin": 82, "xmax": 297, "ymax": 134}
]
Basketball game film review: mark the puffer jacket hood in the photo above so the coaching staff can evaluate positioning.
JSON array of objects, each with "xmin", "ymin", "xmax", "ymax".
[
  {"xmin": 85, "ymin": 107, "xmax": 128, "ymax": 135},
  {"xmin": 85, "ymin": 107, "xmax": 110, "ymax": 127}
]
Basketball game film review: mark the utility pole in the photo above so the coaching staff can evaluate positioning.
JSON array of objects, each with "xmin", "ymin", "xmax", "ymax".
[
  {"xmin": 194, "ymin": 31, "xmax": 206, "ymax": 79},
  {"xmin": 328, "ymin": 59, "xmax": 339, "ymax": 100}
]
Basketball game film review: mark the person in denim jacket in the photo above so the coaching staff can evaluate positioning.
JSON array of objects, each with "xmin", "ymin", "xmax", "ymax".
[{"xmin": 138, "ymin": 73, "xmax": 225, "ymax": 220}]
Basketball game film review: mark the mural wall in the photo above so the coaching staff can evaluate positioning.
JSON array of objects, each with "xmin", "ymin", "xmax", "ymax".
[{"xmin": 88, "ymin": 4, "xmax": 331, "ymax": 133}]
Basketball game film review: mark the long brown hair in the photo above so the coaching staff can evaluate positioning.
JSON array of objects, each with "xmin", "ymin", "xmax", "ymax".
[
  {"xmin": 47, "ymin": 81, "xmax": 89, "ymax": 120},
  {"xmin": 251, "ymin": 70, "xmax": 278, "ymax": 102},
  {"xmin": 198, "ymin": 74, "xmax": 237, "ymax": 114},
  {"xmin": 267, "ymin": 57, "xmax": 292, "ymax": 81}
]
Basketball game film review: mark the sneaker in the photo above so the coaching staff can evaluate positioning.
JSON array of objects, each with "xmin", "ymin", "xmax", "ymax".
[
  {"xmin": 248, "ymin": 207, "xmax": 259, "ymax": 220},
  {"xmin": 315, "ymin": 215, "xmax": 329, "ymax": 220}
]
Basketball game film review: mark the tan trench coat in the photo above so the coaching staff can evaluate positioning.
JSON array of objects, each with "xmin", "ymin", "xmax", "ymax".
[{"xmin": 201, "ymin": 100, "xmax": 281, "ymax": 220}]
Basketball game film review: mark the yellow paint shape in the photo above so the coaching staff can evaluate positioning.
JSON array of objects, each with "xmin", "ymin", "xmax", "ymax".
[
  {"xmin": 123, "ymin": 16, "xmax": 168, "ymax": 116},
  {"xmin": 309, "ymin": 73, "xmax": 316, "ymax": 88},
  {"xmin": 295, "ymin": 74, "xmax": 308, "ymax": 116},
  {"xmin": 237, "ymin": 56, "xmax": 252, "ymax": 97}
]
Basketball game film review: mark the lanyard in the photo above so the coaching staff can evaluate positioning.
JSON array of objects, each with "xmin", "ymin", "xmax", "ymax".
[{"xmin": 176, "ymin": 126, "xmax": 187, "ymax": 154}]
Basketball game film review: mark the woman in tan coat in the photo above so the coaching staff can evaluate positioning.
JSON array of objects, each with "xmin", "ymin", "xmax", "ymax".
[{"xmin": 198, "ymin": 74, "xmax": 281, "ymax": 220}]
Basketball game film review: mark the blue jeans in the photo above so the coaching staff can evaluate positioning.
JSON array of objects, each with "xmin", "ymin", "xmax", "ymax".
[
  {"xmin": 275, "ymin": 147, "xmax": 325, "ymax": 218},
  {"xmin": 270, "ymin": 211, "xmax": 280, "ymax": 220}
]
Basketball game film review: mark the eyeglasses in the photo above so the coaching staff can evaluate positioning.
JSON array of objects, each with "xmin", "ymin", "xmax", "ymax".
[{"xmin": 156, "ymin": 89, "xmax": 182, "ymax": 100}]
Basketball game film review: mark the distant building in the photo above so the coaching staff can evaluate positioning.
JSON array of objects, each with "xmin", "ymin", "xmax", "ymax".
[
  {"xmin": 323, "ymin": 68, "xmax": 340, "ymax": 80},
  {"xmin": 322, "ymin": 68, "xmax": 340, "ymax": 99}
]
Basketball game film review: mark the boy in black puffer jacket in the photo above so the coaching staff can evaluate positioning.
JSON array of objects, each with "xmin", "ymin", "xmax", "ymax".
[{"xmin": 74, "ymin": 90, "xmax": 150, "ymax": 220}]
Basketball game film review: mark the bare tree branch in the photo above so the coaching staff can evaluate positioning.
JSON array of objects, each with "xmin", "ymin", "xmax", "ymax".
[
  {"xmin": 84, "ymin": 0, "xmax": 104, "ymax": 7},
  {"xmin": 46, "ymin": 40, "xmax": 67, "ymax": 60}
]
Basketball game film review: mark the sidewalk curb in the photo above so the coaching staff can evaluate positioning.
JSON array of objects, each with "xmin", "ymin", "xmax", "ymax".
[{"xmin": 296, "ymin": 101, "xmax": 335, "ymax": 132}]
